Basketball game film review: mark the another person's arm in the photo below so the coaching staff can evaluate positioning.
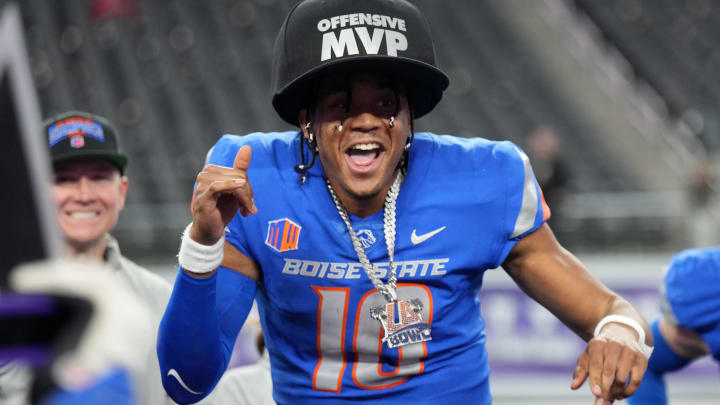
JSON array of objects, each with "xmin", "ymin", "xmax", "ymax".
[
  {"xmin": 627, "ymin": 315, "xmax": 710, "ymax": 405},
  {"xmin": 157, "ymin": 146, "xmax": 261, "ymax": 404},
  {"xmin": 502, "ymin": 224, "xmax": 652, "ymax": 405},
  {"xmin": 629, "ymin": 247, "xmax": 717, "ymax": 405}
]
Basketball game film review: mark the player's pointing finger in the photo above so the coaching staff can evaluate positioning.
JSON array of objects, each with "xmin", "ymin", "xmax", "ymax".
[{"xmin": 234, "ymin": 145, "xmax": 252, "ymax": 171}]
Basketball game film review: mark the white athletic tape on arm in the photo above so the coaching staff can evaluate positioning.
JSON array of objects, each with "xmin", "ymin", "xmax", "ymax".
[
  {"xmin": 178, "ymin": 223, "xmax": 224, "ymax": 274},
  {"xmin": 594, "ymin": 314, "xmax": 654, "ymax": 359}
]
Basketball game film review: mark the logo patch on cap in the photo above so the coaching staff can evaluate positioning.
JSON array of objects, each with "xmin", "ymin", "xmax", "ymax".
[
  {"xmin": 48, "ymin": 117, "xmax": 105, "ymax": 148},
  {"xmin": 69, "ymin": 135, "xmax": 85, "ymax": 148}
]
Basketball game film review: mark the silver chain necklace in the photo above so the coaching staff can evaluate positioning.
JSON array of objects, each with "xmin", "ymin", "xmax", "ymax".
[
  {"xmin": 326, "ymin": 171, "xmax": 433, "ymax": 349},
  {"xmin": 326, "ymin": 171, "xmax": 403, "ymax": 302}
]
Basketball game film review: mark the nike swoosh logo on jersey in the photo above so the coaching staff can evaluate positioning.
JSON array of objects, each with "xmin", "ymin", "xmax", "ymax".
[
  {"xmin": 167, "ymin": 369, "xmax": 203, "ymax": 395},
  {"xmin": 411, "ymin": 226, "xmax": 446, "ymax": 245}
]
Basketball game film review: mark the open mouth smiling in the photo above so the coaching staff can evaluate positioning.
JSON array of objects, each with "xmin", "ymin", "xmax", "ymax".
[
  {"xmin": 67, "ymin": 211, "xmax": 100, "ymax": 220},
  {"xmin": 345, "ymin": 142, "xmax": 386, "ymax": 174}
]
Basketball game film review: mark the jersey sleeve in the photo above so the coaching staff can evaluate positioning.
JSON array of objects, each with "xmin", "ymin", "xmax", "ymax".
[
  {"xmin": 664, "ymin": 248, "xmax": 720, "ymax": 328},
  {"xmin": 493, "ymin": 142, "xmax": 551, "ymax": 267}
]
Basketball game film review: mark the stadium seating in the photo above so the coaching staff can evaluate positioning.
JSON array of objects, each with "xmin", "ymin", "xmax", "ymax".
[{"xmin": 5, "ymin": 0, "xmax": 715, "ymax": 256}]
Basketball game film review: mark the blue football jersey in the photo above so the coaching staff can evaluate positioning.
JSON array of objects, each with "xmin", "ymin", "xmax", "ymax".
[
  {"xmin": 663, "ymin": 247, "xmax": 720, "ymax": 361},
  {"xmin": 208, "ymin": 131, "xmax": 549, "ymax": 404}
]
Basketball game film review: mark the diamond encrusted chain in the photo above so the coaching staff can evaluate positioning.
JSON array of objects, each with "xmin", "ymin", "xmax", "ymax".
[{"xmin": 326, "ymin": 171, "xmax": 404, "ymax": 302}]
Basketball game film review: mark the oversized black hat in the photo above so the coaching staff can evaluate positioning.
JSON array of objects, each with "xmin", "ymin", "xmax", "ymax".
[
  {"xmin": 43, "ymin": 110, "xmax": 128, "ymax": 172},
  {"xmin": 271, "ymin": 0, "xmax": 449, "ymax": 126}
]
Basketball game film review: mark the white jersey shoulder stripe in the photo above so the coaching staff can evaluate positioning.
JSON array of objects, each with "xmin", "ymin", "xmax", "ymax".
[{"xmin": 511, "ymin": 146, "xmax": 540, "ymax": 239}]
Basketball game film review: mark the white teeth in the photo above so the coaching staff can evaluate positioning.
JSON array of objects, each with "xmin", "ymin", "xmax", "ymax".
[
  {"xmin": 70, "ymin": 212, "xmax": 98, "ymax": 219},
  {"xmin": 351, "ymin": 143, "xmax": 380, "ymax": 151}
]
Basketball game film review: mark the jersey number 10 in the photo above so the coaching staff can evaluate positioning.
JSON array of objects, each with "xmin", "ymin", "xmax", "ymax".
[{"xmin": 311, "ymin": 283, "xmax": 433, "ymax": 392}]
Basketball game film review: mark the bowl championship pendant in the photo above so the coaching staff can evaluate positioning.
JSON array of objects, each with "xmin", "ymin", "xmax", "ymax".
[{"xmin": 370, "ymin": 298, "xmax": 432, "ymax": 349}]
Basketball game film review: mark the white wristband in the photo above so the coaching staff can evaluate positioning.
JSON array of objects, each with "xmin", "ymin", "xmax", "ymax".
[
  {"xmin": 178, "ymin": 223, "xmax": 224, "ymax": 274},
  {"xmin": 594, "ymin": 314, "xmax": 654, "ymax": 359}
]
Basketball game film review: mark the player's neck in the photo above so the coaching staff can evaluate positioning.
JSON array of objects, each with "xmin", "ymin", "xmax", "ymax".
[
  {"xmin": 343, "ymin": 195, "xmax": 385, "ymax": 219},
  {"xmin": 331, "ymin": 177, "xmax": 395, "ymax": 219}
]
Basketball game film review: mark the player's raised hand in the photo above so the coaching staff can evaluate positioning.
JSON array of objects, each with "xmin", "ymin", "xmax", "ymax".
[
  {"xmin": 570, "ymin": 322, "xmax": 649, "ymax": 404},
  {"xmin": 189, "ymin": 145, "xmax": 257, "ymax": 245}
]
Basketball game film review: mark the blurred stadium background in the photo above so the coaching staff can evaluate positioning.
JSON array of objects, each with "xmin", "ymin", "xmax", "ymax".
[{"xmin": 2, "ymin": 0, "xmax": 718, "ymax": 403}]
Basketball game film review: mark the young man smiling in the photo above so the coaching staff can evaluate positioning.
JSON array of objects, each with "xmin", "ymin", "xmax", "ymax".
[
  {"xmin": 46, "ymin": 110, "xmax": 173, "ymax": 405},
  {"xmin": 158, "ymin": 1, "xmax": 653, "ymax": 404}
]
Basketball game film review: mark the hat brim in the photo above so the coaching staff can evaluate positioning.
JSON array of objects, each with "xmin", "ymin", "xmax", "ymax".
[
  {"xmin": 272, "ymin": 56, "xmax": 449, "ymax": 127},
  {"xmin": 52, "ymin": 151, "xmax": 128, "ymax": 172}
]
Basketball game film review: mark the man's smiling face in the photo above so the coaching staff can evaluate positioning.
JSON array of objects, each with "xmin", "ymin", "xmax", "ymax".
[
  {"xmin": 53, "ymin": 159, "xmax": 128, "ymax": 251},
  {"xmin": 307, "ymin": 73, "xmax": 410, "ymax": 216}
]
